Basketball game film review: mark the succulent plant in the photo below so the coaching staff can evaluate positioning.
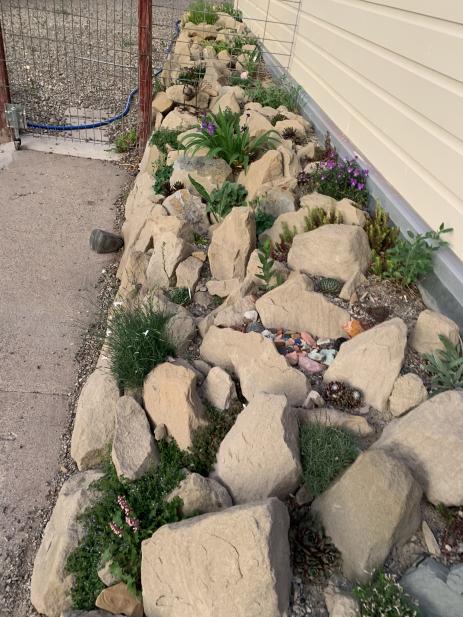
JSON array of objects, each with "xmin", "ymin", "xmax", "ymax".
[
  {"xmin": 289, "ymin": 501, "xmax": 340, "ymax": 580},
  {"xmin": 324, "ymin": 381, "xmax": 363, "ymax": 409},
  {"xmin": 304, "ymin": 207, "xmax": 343, "ymax": 232},
  {"xmin": 271, "ymin": 112, "xmax": 288, "ymax": 126},
  {"xmin": 282, "ymin": 126, "xmax": 298, "ymax": 140},
  {"xmin": 317, "ymin": 277, "xmax": 343, "ymax": 295},
  {"xmin": 170, "ymin": 181, "xmax": 185, "ymax": 192}
]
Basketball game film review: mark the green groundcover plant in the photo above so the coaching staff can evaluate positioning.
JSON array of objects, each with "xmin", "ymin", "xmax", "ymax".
[
  {"xmin": 66, "ymin": 403, "xmax": 242, "ymax": 608},
  {"xmin": 66, "ymin": 441, "xmax": 186, "ymax": 608},
  {"xmin": 149, "ymin": 128, "xmax": 183, "ymax": 154},
  {"xmin": 354, "ymin": 569, "xmax": 422, "ymax": 617},
  {"xmin": 246, "ymin": 79, "xmax": 301, "ymax": 112},
  {"xmin": 106, "ymin": 301, "xmax": 175, "ymax": 390},
  {"xmin": 181, "ymin": 109, "xmax": 279, "ymax": 171},
  {"xmin": 300, "ymin": 422, "xmax": 358, "ymax": 498}
]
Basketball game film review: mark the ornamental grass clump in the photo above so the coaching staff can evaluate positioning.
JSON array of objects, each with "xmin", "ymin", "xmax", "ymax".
[
  {"xmin": 187, "ymin": 0, "xmax": 218, "ymax": 24},
  {"xmin": 300, "ymin": 422, "xmax": 359, "ymax": 498},
  {"xmin": 181, "ymin": 109, "xmax": 279, "ymax": 171},
  {"xmin": 106, "ymin": 300, "xmax": 175, "ymax": 390},
  {"xmin": 301, "ymin": 152, "xmax": 370, "ymax": 207},
  {"xmin": 354, "ymin": 569, "xmax": 422, "ymax": 617},
  {"xmin": 66, "ymin": 441, "xmax": 186, "ymax": 608}
]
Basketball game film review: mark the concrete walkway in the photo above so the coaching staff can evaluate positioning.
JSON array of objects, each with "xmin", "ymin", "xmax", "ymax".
[{"xmin": 0, "ymin": 148, "xmax": 128, "ymax": 615}]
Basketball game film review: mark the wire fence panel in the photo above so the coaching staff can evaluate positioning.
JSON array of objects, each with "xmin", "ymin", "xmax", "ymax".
[{"xmin": 0, "ymin": 0, "xmax": 186, "ymax": 144}]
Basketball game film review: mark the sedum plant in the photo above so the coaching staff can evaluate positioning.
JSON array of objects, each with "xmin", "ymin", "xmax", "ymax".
[
  {"xmin": 424, "ymin": 335, "xmax": 463, "ymax": 393},
  {"xmin": 188, "ymin": 175, "xmax": 248, "ymax": 221},
  {"xmin": 181, "ymin": 109, "xmax": 280, "ymax": 171},
  {"xmin": 354, "ymin": 569, "xmax": 422, "ymax": 617},
  {"xmin": 381, "ymin": 223, "xmax": 452, "ymax": 286}
]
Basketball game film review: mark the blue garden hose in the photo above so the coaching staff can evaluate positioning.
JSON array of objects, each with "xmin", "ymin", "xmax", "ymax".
[{"xmin": 26, "ymin": 20, "xmax": 181, "ymax": 132}]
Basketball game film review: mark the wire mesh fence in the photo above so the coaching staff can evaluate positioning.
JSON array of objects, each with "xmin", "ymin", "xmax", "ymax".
[
  {"xmin": 0, "ymin": 0, "xmax": 300, "ymax": 145},
  {"xmin": 0, "ymin": 0, "xmax": 187, "ymax": 144}
]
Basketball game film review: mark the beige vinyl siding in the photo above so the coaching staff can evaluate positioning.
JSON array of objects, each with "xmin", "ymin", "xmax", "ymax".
[{"xmin": 238, "ymin": 0, "xmax": 463, "ymax": 260}]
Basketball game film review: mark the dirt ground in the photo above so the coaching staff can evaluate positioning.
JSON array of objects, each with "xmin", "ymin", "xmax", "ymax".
[{"xmin": 0, "ymin": 147, "xmax": 129, "ymax": 617}]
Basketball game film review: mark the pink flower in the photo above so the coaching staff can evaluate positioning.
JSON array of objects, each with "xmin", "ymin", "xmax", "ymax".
[
  {"xmin": 357, "ymin": 183, "xmax": 365, "ymax": 190},
  {"xmin": 240, "ymin": 71, "xmax": 248, "ymax": 80},
  {"xmin": 126, "ymin": 516, "xmax": 140, "ymax": 532},
  {"xmin": 110, "ymin": 522, "xmax": 123, "ymax": 538},
  {"xmin": 117, "ymin": 495, "xmax": 132, "ymax": 516}
]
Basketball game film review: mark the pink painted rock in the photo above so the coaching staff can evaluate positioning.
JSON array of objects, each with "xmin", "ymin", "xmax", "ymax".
[
  {"xmin": 298, "ymin": 355, "xmax": 323, "ymax": 374},
  {"xmin": 301, "ymin": 331, "xmax": 317, "ymax": 347},
  {"xmin": 286, "ymin": 351, "xmax": 299, "ymax": 366}
]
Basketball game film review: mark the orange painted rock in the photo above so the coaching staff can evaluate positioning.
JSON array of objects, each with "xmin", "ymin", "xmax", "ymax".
[{"xmin": 342, "ymin": 319, "xmax": 365, "ymax": 338}]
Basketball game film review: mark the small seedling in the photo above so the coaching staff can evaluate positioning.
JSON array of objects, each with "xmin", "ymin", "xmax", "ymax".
[{"xmin": 257, "ymin": 239, "xmax": 284, "ymax": 291}]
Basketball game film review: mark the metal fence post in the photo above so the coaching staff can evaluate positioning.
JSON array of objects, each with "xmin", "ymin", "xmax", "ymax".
[
  {"xmin": 138, "ymin": 0, "xmax": 152, "ymax": 155},
  {"xmin": 0, "ymin": 20, "xmax": 12, "ymax": 144}
]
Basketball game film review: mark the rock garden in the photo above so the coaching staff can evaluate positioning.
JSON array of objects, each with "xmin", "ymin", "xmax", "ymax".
[{"xmin": 31, "ymin": 3, "xmax": 463, "ymax": 617}]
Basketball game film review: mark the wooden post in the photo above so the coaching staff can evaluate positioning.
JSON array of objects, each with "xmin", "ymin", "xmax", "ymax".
[
  {"xmin": 138, "ymin": 0, "xmax": 152, "ymax": 155},
  {"xmin": 0, "ymin": 20, "xmax": 12, "ymax": 144}
]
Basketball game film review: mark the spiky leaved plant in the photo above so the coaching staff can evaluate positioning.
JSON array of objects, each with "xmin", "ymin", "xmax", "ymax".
[
  {"xmin": 365, "ymin": 202, "xmax": 400, "ymax": 275},
  {"xmin": 424, "ymin": 335, "xmax": 463, "ymax": 392},
  {"xmin": 304, "ymin": 206, "xmax": 343, "ymax": 232},
  {"xmin": 317, "ymin": 277, "xmax": 343, "ymax": 295}
]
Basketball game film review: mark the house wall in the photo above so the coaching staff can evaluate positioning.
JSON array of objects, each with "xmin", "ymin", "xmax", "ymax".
[{"xmin": 237, "ymin": 0, "xmax": 463, "ymax": 263}]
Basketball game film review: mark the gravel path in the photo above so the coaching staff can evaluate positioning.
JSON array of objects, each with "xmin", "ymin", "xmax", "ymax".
[
  {"xmin": 0, "ymin": 148, "xmax": 129, "ymax": 617},
  {"xmin": 0, "ymin": 0, "xmax": 188, "ymax": 141}
]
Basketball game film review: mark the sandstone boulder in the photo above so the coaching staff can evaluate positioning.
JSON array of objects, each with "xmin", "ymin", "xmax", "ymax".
[
  {"xmin": 70, "ymin": 368, "xmax": 120, "ymax": 470},
  {"xmin": 256, "ymin": 273, "xmax": 350, "ymax": 339},
  {"xmin": 168, "ymin": 472, "xmax": 232, "ymax": 515},
  {"xmin": 145, "ymin": 231, "xmax": 192, "ymax": 288},
  {"xmin": 147, "ymin": 291, "xmax": 196, "ymax": 354},
  {"xmin": 259, "ymin": 188, "xmax": 296, "ymax": 217},
  {"xmin": 324, "ymin": 586, "xmax": 360, "ymax": 617},
  {"xmin": 31, "ymin": 471, "xmax": 103, "ymax": 617},
  {"xmin": 288, "ymin": 224, "xmax": 371, "ymax": 282},
  {"xmin": 260, "ymin": 207, "xmax": 309, "ymax": 244},
  {"xmin": 206, "ymin": 278, "xmax": 240, "ymax": 298},
  {"xmin": 214, "ymin": 393, "xmax": 301, "ymax": 503},
  {"xmin": 324, "ymin": 318, "xmax": 407, "ymax": 412},
  {"xmin": 240, "ymin": 109, "xmax": 275, "ymax": 138},
  {"xmin": 118, "ymin": 250, "xmax": 150, "ymax": 299},
  {"xmin": 200, "ymin": 326, "xmax": 310, "ymax": 405},
  {"xmin": 95, "ymin": 582, "xmax": 143, "ymax": 617},
  {"xmin": 141, "ymin": 498, "xmax": 291, "ymax": 617},
  {"xmin": 203, "ymin": 366, "xmax": 236, "ymax": 410},
  {"xmin": 388, "ymin": 373, "xmax": 428, "ymax": 417},
  {"xmin": 410, "ymin": 309, "xmax": 460, "ymax": 354},
  {"xmin": 162, "ymin": 189, "xmax": 209, "ymax": 234},
  {"xmin": 373, "ymin": 390, "xmax": 463, "ymax": 506},
  {"xmin": 211, "ymin": 90, "xmax": 240, "ymax": 114},
  {"xmin": 111, "ymin": 396, "xmax": 159, "ymax": 480},
  {"xmin": 143, "ymin": 362, "xmax": 207, "ymax": 449},
  {"xmin": 297, "ymin": 407, "xmax": 374, "ymax": 437},
  {"xmin": 152, "ymin": 91, "xmax": 174, "ymax": 114},
  {"xmin": 175, "ymin": 255, "xmax": 203, "ymax": 291},
  {"xmin": 170, "ymin": 155, "xmax": 232, "ymax": 195},
  {"xmin": 161, "ymin": 108, "xmax": 198, "ymax": 131},
  {"xmin": 312, "ymin": 450, "xmax": 422, "ymax": 583},
  {"xmin": 238, "ymin": 150, "xmax": 283, "ymax": 201},
  {"xmin": 208, "ymin": 206, "xmax": 256, "ymax": 281}
]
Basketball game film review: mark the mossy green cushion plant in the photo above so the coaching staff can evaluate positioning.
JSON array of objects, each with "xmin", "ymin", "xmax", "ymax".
[
  {"xmin": 299, "ymin": 423, "xmax": 358, "ymax": 497},
  {"xmin": 106, "ymin": 300, "xmax": 175, "ymax": 390},
  {"xmin": 187, "ymin": 0, "xmax": 218, "ymax": 24},
  {"xmin": 66, "ymin": 441, "xmax": 186, "ymax": 609},
  {"xmin": 149, "ymin": 128, "xmax": 183, "ymax": 155},
  {"xmin": 181, "ymin": 109, "xmax": 280, "ymax": 171},
  {"xmin": 354, "ymin": 569, "xmax": 422, "ymax": 616}
]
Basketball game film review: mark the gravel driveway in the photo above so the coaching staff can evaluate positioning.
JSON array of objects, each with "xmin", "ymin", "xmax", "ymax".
[{"xmin": 0, "ymin": 0, "xmax": 188, "ymax": 142}]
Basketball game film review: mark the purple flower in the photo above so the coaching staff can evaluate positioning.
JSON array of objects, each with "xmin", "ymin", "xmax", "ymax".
[
  {"xmin": 200, "ymin": 116, "xmax": 208, "ymax": 130},
  {"xmin": 326, "ymin": 159, "xmax": 336, "ymax": 170},
  {"xmin": 363, "ymin": 169, "xmax": 369, "ymax": 176},
  {"xmin": 350, "ymin": 179, "xmax": 357, "ymax": 187},
  {"xmin": 347, "ymin": 166, "xmax": 353, "ymax": 173},
  {"xmin": 353, "ymin": 168, "xmax": 360, "ymax": 177},
  {"xmin": 357, "ymin": 183, "xmax": 365, "ymax": 190},
  {"xmin": 207, "ymin": 122, "xmax": 216, "ymax": 135}
]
